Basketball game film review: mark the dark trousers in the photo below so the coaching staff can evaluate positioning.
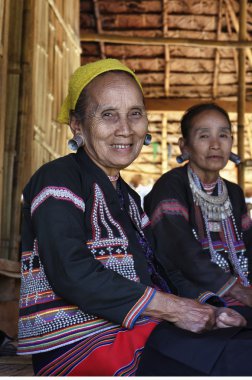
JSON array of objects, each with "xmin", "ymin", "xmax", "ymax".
[{"xmin": 137, "ymin": 318, "xmax": 252, "ymax": 376}]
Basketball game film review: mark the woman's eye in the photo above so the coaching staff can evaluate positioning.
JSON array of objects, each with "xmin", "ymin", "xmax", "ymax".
[
  {"xmin": 220, "ymin": 133, "xmax": 228, "ymax": 138},
  {"xmin": 102, "ymin": 112, "xmax": 112, "ymax": 118},
  {"xmin": 199, "ymin": 134, "xmax": 208, "ymax": 139},
  {"xmin": 129, "ymin": 110, "xmax": 142, "ymax": 119}
]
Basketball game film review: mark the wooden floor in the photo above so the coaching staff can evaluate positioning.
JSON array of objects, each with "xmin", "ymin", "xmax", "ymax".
[{"xmin": 0, "ymin": 355, "xmax": 34, "ymax": 376}]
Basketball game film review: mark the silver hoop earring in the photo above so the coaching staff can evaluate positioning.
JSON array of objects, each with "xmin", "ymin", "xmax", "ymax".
[
  {"xmin": 229, "ymin": 152, "xmax": 241, "ymax": 165},
  {"xmin": 68, "ymin": 135, "xmax": 84, "ymax": 151},
  {"xmin": 176, "ymin": 152, "xmax": 189, "ymax": 164},
  {"xmin": 144, "ymin": 133, "xmax": 152, "ymax": 146}
]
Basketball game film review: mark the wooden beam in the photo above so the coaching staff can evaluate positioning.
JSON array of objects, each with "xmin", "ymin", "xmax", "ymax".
[
  {"xmin": 237, "ymin": 0, "xmax": 246, "ymax": 189},
  {"xmin": 225, "ymin": 0, "xmax": 252, "ymax": 66},
  {"xmin": 213, "ymin": 0, "xmax": 223, "ymax": 99},
  {"xmin": 144, "ymin": 98, "xmax": 252, "ymax": 113},
  {"xmin": 161, "ymin": 114, "xmax": 168, "ymax": 174},
  {"xmin": 93, "ymin": 0, "xmax": 106, "ymax": 58},
  {"xmin": 163, "ymin": 0, "xmax": 170, "ymax": 97},
  {"xmin": 80, "ymin": 32, "xmax": 252, "ymax": 48}
]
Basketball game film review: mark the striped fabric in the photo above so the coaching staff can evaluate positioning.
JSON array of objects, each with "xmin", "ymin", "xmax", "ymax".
[
  {"xmin": 34, "ymin": 319, "xmax": 158, "ymax": 376},
  {"xmin": 151, "ymin": 199, "xmax": 189, "ymax": 226}
]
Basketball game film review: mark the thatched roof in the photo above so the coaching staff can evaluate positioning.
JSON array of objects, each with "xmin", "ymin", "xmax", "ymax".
[{"xmin": 79, "ymin": 0, "xmax": 252, "ymax": 191}]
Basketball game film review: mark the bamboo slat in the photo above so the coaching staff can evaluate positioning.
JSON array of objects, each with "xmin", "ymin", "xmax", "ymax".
[
  {"xmin": 0, "ymin": 0, "xmax": 80, "ymax": 261},
  {"xmin": 0, "ymin": 0, "xmax": 10, "ymax": 257}
]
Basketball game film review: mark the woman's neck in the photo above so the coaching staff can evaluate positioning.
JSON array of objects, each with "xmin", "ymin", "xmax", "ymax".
[{"xmin": 189, "ymin": 164, "xmax": 219, "ymax": 184}]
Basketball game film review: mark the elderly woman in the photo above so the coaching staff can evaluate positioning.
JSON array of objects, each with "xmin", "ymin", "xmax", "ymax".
[
  {"xmin": 145, "ymin": 103, "xmax": 252, "ymax": 317},
  {"xmin": 18, "ymin": 64, "xmax": 250, "ymax": 376}
]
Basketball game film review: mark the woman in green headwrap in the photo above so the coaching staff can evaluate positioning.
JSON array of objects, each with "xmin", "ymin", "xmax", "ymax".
[{"xmin": 17, "ymin": 59, "xmax": 250, "ymax": 376}]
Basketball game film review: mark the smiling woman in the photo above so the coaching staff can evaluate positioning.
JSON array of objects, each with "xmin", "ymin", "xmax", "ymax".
[
  {"xmin": 69, "ymin": 70, "xmax": 148, "ymax": 183},
  {"xmin": 17, "ymin": 63, "xmax": 252, "ymax": 377}
]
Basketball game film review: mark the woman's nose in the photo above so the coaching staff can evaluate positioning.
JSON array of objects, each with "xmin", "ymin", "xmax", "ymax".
[
  {"xmin": 115, "ymin": 116, "xmax": 132, "ymax": 135},
  {"xmin": 210, "ymin": 136, "xmax": 220, "ymax": 149}
]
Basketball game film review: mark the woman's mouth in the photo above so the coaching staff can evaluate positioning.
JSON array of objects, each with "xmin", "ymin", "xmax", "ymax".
[
  {"xmin": 111, "ymin": 144, "xmax": 132, "ymax": 149},
  {"xmin": 208, "ymin": 155, "xmax": 223, "ymax": 159}
]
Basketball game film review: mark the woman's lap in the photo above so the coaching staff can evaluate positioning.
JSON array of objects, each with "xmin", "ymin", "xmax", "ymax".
[
  {"xmin": 136, "ymin": 320, "xmax": 252, "ymax": 376},
  {"xmin": 32, "ymin": 307, "xmax": 252, "ymax": 376},
  {"xmin": 32, "ymin": 319, "xmax": 157, "ymax": 376}
]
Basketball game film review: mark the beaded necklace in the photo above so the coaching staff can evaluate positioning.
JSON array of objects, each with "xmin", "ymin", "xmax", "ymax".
[
  {"xmin": 188, "ymin": 166, "xmax": 249, "ymax": 286},
  {"xmin": 108, "ymin": 173, "xmax": 120, "ymax": 182},
  {"xmin": 202, "ymin": 180, "xmax": 218, "ymax": 195}
]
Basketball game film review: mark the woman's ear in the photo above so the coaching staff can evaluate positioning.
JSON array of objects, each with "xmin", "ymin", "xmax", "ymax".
[
  {"xmin": 69, "ymin": 115, "xmax": 82, "ymax": 136},
  {"xmin": 176, "ymin": 137, "xmax": 190, "ymax": 164},
  {"xmin": 178, "ymin": 137, "xmax": 186, "ymax": 154}
]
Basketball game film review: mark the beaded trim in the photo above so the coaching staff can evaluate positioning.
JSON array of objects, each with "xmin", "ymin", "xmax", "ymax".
[
  {"xmin": 188, "ymin": 166, "xmax": 249, "ymax": 286},
  {"xmin": 31, "ymin": 186, "xmax": 85, "ymax": 215}
]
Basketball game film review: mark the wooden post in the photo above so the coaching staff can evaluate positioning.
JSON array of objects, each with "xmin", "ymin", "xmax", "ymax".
[
  {"xmin": 237, "ymin": 0, "xmax": 246, "ymax": 189},
  {"xmin": 161, "ymin": 114, "xmax": 168, "ymax": 174},
  {"xmin": 0, "ymin": 0, "xmax": 10, "ymax": 257}
]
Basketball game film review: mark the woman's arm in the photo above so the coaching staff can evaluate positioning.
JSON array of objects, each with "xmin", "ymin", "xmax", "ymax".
[
  {"xmin": 144, "ymin": 173, "xmax": 233, "ymax": 297},
  {"xmin": 22, "ymin": 162, "xmax": 154, "ymax": 329}
]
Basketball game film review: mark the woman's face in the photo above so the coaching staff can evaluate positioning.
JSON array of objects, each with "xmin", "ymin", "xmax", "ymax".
[
  {"xmin": 77, "ymin": 72, "xmax": 148, "ymax": 176},
  {"xmin": 182, "ymin": 109, "xmax": 233, "ymax": 180}
]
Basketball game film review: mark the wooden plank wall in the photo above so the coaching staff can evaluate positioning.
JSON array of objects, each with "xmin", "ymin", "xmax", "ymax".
[{"xmin": 0, "ymin": 0, "xmax": 81, "ymax": 261}]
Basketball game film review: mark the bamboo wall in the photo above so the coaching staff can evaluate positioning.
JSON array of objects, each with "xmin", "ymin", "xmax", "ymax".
[{"xmin": 0, "ymin": 0, "xmax": 81, "ymax": 261}]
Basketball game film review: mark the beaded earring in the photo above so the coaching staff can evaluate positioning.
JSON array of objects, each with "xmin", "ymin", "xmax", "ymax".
[
  {"xmin": 144, "ymin": 133, "xmax": 152, "ymax": 146},
  {"xmin": 229, "ymin": 152, "xmax": 241, "ymax": 165},
  {"xmin": 68, "ymin": 135, "xmax": 84, "ymax": 151},
  {"xmin": 176, "ymin": 152, "xmax": 189, "ymax": 164}
]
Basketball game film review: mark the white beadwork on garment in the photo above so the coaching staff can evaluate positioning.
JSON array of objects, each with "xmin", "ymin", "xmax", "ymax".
[
  {"xmin": 89, "ymin": 184, "xmax": 128, "ymax": 245},
  {"xmin": 128, "ymin": 194, "xmax": 145, "ymax": 237},
  {"xmin": 20, "ymin": 239, "xmax": 54, "ymax": 307},
  {"xmin": 31, "ymin": 186, "xmax": 85, "ymax": 215},
  {"xmin": 141, "ymin": 213, "xmax": 150, "ymax": 229},
  {"xmin": 19, "ymin": 239, "xmax": 98, "ymax": 339},
  {"xmin": 87, "ymin": 184, "xmax": 138, "ymax": 281}
]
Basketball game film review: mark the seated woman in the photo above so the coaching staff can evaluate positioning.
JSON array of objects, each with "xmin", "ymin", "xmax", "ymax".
[
  {"xmin": 18, "ymin": 63, "xmax": 251, "ymax": 376},
  {"xmin": 144, "ymin": 103, "xmax": 252, "ymax": 318}
]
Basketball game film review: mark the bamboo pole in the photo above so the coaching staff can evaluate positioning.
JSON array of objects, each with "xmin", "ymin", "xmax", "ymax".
[
  {"xmin": 163, "ymin": 0, "xmax": 170, "ymax": 97},
  {"xmin": 80, "ymin": 32, "xmax": 252, "ymax": 49},
  {"xmin": 213, "ymin": 0, "xmax": 223, "ymax": 99},
  {"xmin": 237, "ymin": 0, "xmax": 246, "ymax": 189},
  {"xmin": 161, "ymin": 114, "xmax": 168, "ymax": 174}
]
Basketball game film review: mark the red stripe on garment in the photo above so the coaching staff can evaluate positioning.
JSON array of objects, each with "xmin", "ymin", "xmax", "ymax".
[{"xmin": 37, "ymin": 319, "xmax": 158, "ymax": 376}]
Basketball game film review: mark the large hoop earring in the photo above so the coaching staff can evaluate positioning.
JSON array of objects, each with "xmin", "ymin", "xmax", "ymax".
[
  {"xmin": 68, "ymin": 135, "xmax": 84, "ymax": 151},
  {"xmin": 176, "ymin": 152, "xmax": 189, "ymax": 164},
  {"xmin": 144, "ymin": 133, "xmax": 152, "ymax": 146},
  {"xmin": 229, "ymin": 152, "xmax": 241, "ymax": 165}
]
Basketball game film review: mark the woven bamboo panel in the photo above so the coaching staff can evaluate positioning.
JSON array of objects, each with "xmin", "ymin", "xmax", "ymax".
[
  {"xmin": 0, "ymin": 0, "xmax": 80, "ymax": 261},
  {"xmin": 32, "ymin": 0, "xmax": 81, "ymax": 173}
]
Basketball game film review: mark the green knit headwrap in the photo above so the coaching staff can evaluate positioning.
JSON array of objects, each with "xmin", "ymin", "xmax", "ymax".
[{"xmin": 57, "ymin": 58, "xmax": 143, "ymax": 124}]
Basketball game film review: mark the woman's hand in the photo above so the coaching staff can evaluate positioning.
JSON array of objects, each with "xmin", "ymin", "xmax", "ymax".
[
  {"xmin": 226, "ymin": 282, "xmax": 252, "ymax": 307},
  {"xmin": 214, "ymin": 307, "xmax": 247, "ymax": 328},
  {"xmin": 142, "ymin": 291, "xmax": 216, "ymax": 333}
]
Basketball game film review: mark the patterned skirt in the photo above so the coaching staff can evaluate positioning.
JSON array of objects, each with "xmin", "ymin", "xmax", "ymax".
[{"xmin": 32, "ymin": 319, "xmax": 158, "ymax": 376}]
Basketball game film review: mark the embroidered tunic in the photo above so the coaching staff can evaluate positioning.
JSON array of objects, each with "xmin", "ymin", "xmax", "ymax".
[
  {"xmin": 18, "ymin": 149, "xmax": 157, "ymax": 355},
  {"xmin": 144, "ymin": 164, "xmax": 252, "ymax": 302}
]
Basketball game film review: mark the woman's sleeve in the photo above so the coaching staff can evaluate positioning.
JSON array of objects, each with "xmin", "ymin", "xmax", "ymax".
[
  {"xmin": 239, "ymin": 188, "xmax": 252, "ymax": 283},
  {"xmin": 144, "ymin": 176, "xmax": 233, "ymax": 297},
  {"xmin": 22, "ymin": 165, "xmax": 156, "ymax": 328}
]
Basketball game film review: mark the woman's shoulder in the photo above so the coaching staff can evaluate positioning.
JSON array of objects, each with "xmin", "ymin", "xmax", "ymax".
[
  {"xmin": 24, "ymin": 153, "xmax": 82, "ymax": 196},
  {"xmin": 223, "ymin": 177, "xmax": 244, "ymax": 197},
  {"xmin": 144, "ymin": 165, "xmax": 188, "ymax": 210},
  {"xmin": 153, "ymin": 165, "xmax": 187, "ymax": 192}
]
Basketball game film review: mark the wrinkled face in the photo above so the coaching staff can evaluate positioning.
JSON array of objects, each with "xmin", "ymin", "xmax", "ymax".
[
  {"xmin": 182, "ymin": 109, "xmax": 233, "ymax": 180},
  {"xmin": 77, "ymin": 72, "xmax": 148, "ymax": 175}
]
